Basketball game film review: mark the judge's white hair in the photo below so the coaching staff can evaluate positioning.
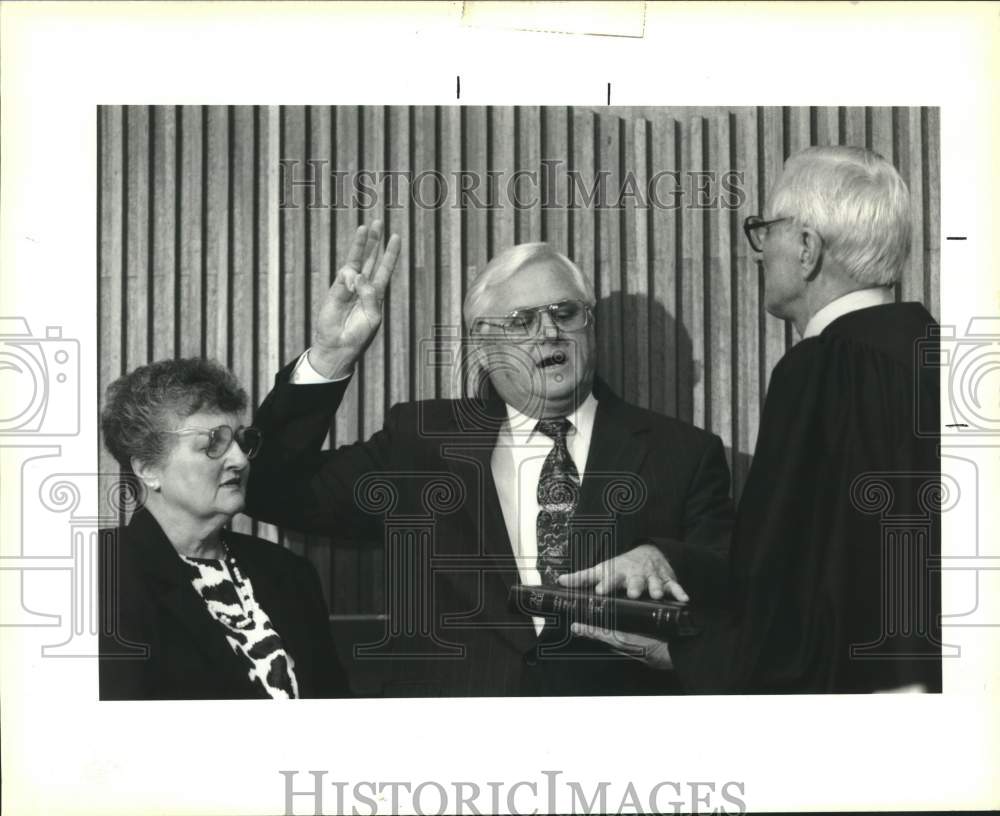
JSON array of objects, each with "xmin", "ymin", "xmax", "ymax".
[
  {"xmin": 462, "ymin": 243, "xmax": 596, "ymax": 329},
  {"xmin": 768, "ymin": 146, "xmax": 911, "ymax": 286}
]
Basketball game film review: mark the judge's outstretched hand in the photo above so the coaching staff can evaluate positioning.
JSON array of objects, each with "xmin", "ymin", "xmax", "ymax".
[
  {"xmin": 558, "ymin": 542, "xmax": 689, "ymax": 603},
  {"xmin": 309, "ymin": 221, "xmax": 401, "ymax": 379},
  {"xmin": 571, "ymin": 623, "xmax": 674, "ymax": 671}
]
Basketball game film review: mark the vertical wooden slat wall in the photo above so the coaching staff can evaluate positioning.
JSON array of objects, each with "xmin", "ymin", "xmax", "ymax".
[{"xmin": 98, "ymin": 105, "xmax": 941, "ymax": 618}]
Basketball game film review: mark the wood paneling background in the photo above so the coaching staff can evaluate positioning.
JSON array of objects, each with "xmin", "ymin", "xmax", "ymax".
[{"xmin": 98, "ymin": 105, "xmax": 941, "ymax": 618}]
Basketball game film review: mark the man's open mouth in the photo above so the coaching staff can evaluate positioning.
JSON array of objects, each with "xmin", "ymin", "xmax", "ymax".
[{"xmin": 537, "ymin": 351, "xmax": 568, "ymax": 368}]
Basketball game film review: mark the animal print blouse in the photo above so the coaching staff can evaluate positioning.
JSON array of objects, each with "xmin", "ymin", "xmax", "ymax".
[{"xmin": 180, "ymin": 546, "xmax": 299, "ymax": 699}]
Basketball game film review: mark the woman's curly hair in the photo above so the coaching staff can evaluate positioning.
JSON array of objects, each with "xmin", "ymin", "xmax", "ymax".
[{"xmin": 101, "ymin": 358, "xmax": 248, "ymax": 470}]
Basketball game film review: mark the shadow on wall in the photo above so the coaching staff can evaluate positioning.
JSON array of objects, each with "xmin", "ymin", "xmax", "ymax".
[
  {"xmin": 594, "ymin": 289, "xmax": 696, "ymax": 421},
  {"xmin": 595, "ymin": 290, "xmax": 753, "ymax": 499}
]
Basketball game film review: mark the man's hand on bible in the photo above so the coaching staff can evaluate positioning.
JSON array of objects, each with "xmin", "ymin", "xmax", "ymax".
[{"xmin": 558, "ymin": 542, "xmax": 689, "ymax": 602}]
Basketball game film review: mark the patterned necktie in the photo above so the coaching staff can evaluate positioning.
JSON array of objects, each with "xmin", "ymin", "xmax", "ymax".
[{"xmin": 535, "ymin": 418, "xmax": 580, "ymax": 585}]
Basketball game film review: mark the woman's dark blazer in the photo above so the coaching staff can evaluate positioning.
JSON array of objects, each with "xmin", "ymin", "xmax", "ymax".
[{"xmin": 98, "ymin": 507, "xmax": 349, "ymax": 700}]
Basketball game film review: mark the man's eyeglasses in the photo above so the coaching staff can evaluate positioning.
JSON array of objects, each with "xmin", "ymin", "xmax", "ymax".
[
  {"xmin": 475, "ymin": 299, "xmax": 593, "ymax": 340},
  {"xmin": 164, "ymin": 424, "xmax": 263, "ymax": 460},
  {"xmin": 743, "ymin": 215, "xmax": 790, "ymax": 253}
]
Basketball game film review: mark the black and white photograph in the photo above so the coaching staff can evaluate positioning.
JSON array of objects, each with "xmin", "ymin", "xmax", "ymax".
[
  {"xmin": 2, "ymin": 3, "xmax": 997, "ymax": 815},
  {"xmin": 95, "ymin": 103, "xmax": 943, "ymax": 699}
]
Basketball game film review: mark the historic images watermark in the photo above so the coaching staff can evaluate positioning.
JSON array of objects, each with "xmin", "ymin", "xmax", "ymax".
[
  {"xmin": 350, "ymin": 331, "xmax": 660, "ymax": 663},
  {"xmin": 280, "ymin": 770, "xmax": 747, "ymax": 815},
  {"xmin": 920, "ymin": 319, "xmax": 1000, "ymax": 634},
  {"xmin": 837, "ymin": 319, "xmax": 1000, "ymax": 665},
  {"xmin": 0, "ymin": 316, "xmax": 85, "ymax": 643},
  {"xmin": 919, "ymin": 317, "xmax": 1000, "ymax": 437},
  {"xmin": 4, "ymin": 317, "xmax": 998, "ymax": 665},
  {"xmin": 279, "ymin": 160, "xmax": 747, "ymax": 212},
  {"xmin": 0, "ymin": 317, "xmax": 80, "ymax": 437},
  {"xmin": 0, "ymin": 315, "xmax": 150, "ymax": 657}
]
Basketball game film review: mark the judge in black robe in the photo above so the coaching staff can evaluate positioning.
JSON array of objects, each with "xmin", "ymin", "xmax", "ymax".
[
  {"xmin": 670, "ymin": 298, "xmax": 942, "ymax": 693},
  {"xmin": 568, "ymin": 145, "xmax": 942, "ymax": 694}
]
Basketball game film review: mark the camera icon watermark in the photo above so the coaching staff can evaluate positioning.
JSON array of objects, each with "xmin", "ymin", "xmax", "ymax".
[
  {"xmin": 416, "ymin": 324, "xmax": 587, "ymax": 437},
  {"xmin": 0, "ymin": 469, "xmax": 147, "ymax": 658},
  {"xmin": 0, "ymin": 317, "xmax": 80, "ymax": 437},
  {"xmin": 916, "ymin": 317, "xmax": 1000, "ymax": 437}
]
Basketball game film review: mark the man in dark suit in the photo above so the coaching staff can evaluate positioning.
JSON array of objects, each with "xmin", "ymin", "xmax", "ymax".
[{"xmin": 246, "ymin": 226, "xmax": 734, "ymax": 696}]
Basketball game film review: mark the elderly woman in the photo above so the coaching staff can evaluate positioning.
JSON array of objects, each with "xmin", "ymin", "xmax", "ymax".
[{"xmin": 98, "ymin": 357, "xmax": 347, "ymax": 699}]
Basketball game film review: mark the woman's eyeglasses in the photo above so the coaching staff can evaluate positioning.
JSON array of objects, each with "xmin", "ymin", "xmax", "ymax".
[
  {"xmin": 475, "ymin": 299, "xmax": 593, "ymax": 340},
  {"xmin": 743, "ymin": 215, "xmax": 789, "ymax": 253},
  {"xmin": 164, "ymin": 425, "xmax": 262, "ymax": 460}
]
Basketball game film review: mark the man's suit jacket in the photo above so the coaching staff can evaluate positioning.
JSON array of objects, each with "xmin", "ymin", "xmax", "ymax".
[
  {"xmin": 98, "ymin": 507, "xmax": 349, "ymax": 700},
  {"xmin": 247, "ymin": 364, "xmax": 734, "ymax": 696}
]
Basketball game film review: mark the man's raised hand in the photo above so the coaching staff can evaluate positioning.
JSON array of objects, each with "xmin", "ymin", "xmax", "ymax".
[{"xmin": 310, "ymin": 221, "xmax": 401, "ymax": 379}]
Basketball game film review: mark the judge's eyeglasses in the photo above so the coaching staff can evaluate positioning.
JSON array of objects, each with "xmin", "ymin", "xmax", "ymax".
[
  {"xmin": 743, "ymin": 215, "xmax": 790, "ymax": 253},
  {"xmin": 163, "ymin": 424, "xmax": 263, "ymax": 460},
  {"xmin": 475, "ymin": 299, "xmax": 593, "ymax": 340}
]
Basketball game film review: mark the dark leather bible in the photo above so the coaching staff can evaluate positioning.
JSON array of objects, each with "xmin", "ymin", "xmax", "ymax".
[{"xmin": 508, "ymin": 584, "xmax": 702, "ymax": 638}]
